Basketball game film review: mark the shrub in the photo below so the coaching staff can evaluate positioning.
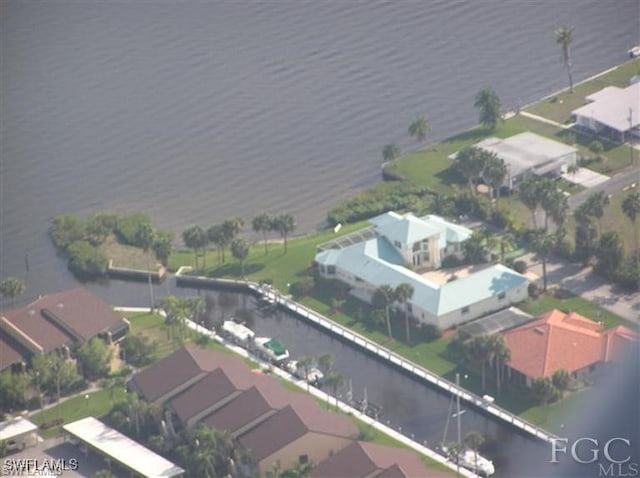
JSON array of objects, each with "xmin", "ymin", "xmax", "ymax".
[
  {"xmin": 441, "ymin": 255, "xmax": 461, "ymax": 269},
  {"xmin": 66, "ymin": 240, "xmax": 108, "ymax": 278},
  {"xmin": 50, "ymin": 214, "xmax": 85, "ymax": 251},
  {"xmin": 490, "ymin": 209, "xmax": 515, "ymax": 230},
  {"xmin": 528, "ymin": 282, "xmax": 540, "ymax": 298},
  {"xmin": 512, "ymin": 260, "xmax": 527, "ymax": 273},
  {"xmin": 115, "ymin": 212, "xmax": 152, "ymax": 246},
  {"xmin": 290, "ymin": 276, "xmax": 315, "ymax": 298}
]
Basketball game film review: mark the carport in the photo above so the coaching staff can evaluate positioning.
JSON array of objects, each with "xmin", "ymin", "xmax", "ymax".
[
  {"xmin": 0, "ymin": 416, "xmax": 39, "ymax": 452},
  {"xmin": 63, "ymin": 417, "xmax": 184, "ymax": 478}
]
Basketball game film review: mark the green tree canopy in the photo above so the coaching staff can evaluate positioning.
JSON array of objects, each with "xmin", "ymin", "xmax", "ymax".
[
  {"xmin": 50, "ymin": 214, "xmax": 85, "ymax": 251},
  {"xmin": 474, "ymin": 87, "xmax": 501, "ymax": 130},
  {"xmin": 382, "ymin": 143, "xmax": 400, "ymax": 163},
  {"xmin": 77, "ymin": 337, "xmax": 112, "ymax": 381},
  {"xmin": 408, "ymin": 117, "xmax": 431, "ymax": 143},
  {"xmin": 0, "ymin": 277, "xmax": 25, "ymax": 305},
  {"xmin": 555, "ymin": 25, "xmax": 575, "ymax": 93}
]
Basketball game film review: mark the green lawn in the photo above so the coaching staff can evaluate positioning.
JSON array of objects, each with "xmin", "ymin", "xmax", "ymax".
[
  {"xmin": 31, "ymin": 388, "xmax": 124, "ymax": 439},
  {"xmin": 521, "ymin": 388, "xmax": 591, "ymax": 433},
  {"xmin": 168, "ymin": 221, "xmax": 368, "ymax": 291},
  {"xmin": 525, "ymin": 58, "xmax": 640, "ymax": 124},
  {"xmin": 519, "ymin": 294, "xmax": 635, "ymax": 329}
]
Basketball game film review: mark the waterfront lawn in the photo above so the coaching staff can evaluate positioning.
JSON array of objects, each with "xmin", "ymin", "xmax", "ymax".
[
  {"xmin": 518, "ymin": 294, "xmax": 634, "ymax": 330},
  {"xmin": 524, "ymin": 58, "xmax": 640, "ymax": 124},
  {"xmin": 521, "ymin": 388, "xmax": 591, "ymax": 434},
  {"xmin": 31, "ymin": 389, "xmax": 121, "ymax": 439},
  {"xmin": 168, "ymin": 221, "xmax": 368, "ymax": 291},
  {"xmin": 101, "ymin": 234, "xmax": 159, "ymax": 270}
]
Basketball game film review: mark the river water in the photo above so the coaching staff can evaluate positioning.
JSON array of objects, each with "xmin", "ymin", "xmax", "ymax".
[
  {"xmin": 1, "ymin": 4, "xmax": 638, "ymax": 474},
  {"xmin": 1, "ymin": 1, "xmax": 639, "ymax": 297}
]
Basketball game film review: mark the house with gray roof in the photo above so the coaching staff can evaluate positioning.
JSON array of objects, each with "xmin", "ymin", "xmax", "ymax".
[
  {"xmin": 315, "ymin": 212, "xmax": 529, "ymax": 330},
  {"xmin": 458, "ymin": 132, "xmax": 578, "ymax": 189},
  {"xmin": 572, "ymin": 82, "xmax": 640, "ymax": 142}
]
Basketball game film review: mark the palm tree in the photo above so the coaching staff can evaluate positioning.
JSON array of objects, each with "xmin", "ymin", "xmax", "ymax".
[
  {"xmin": 230, "ymin": 238, "xmax": 250, "ymax": 277},
  {"xmin": 567, "ymin": 163, "xmax": 579, "ymax": 180},
  {"xmin": 273, "ymin": 214, "xmax": 295, "ymax": 253},
  {"xmin": 408, "ymin": 117, "xmax": 430, "ymax": 144},
  {"xmin": 482, "ymin": 154, "xmax": 507, "ymax": 213},
  {"xmin": 136, "ymin": 223, "xmax": 156, "ymax": 311},
  {"xmin": 465, "ymin": 335, "xmax": 492, "ymax": 392},
  {"xmin": 474, "ymin": 87, "xmax": 501, "ymax": 130},
  {"xmin": 394, "ymin": 283, "xmax": 414, "ymax": 344},
  {"xmin": 555, "ymin": 25, "xmax": 575, "ymax": 93},
  {"xmin": 454, "ymin": 146, "xmax": 486, "ymax": 195},
  {"xmin": 536, "ymin": 177, "xmax": 556, "ymax": 231},
  {"xmin": 498, "ymin": 233, "xmax": 516, "ymax": 264},
  {"xmin": 183, "ymin": 225, "xmax": 207, "ymax": 270},
  {"xmin": 546, "ymin": 190, "xmax": 569, "ymax": 244},
  {"xmin": 382, "ymin": 144, "xmax": 400, "ymax": 163},
  {"xmin": 446, "ymin": 441, "xmax": 465, "ymax": 477},
  {"xmin": 463, "ymin": 232, "xmax": 485, "ymax": 264},
  {"xmin": 324, "ymin": 372, "xmax": 345, "ymax": 409},
  {"xmin": 252, "ymin": 213, "xmax": 272, "ymax": 255},
  {"xmin": 584, "ymin": 191, "xmax": 610, "ymax": 235},
  {"xmin": 153, "ymin": 231, "xmax": 173, "ymax": 267},
  {"xmin": 0, "ymin": 277, "xmax": 25, "ymax": 305},
  {"xmin": 622, "ymin": 191, "xmax": 640, "ymax": 252},
  {"xmin": 518, "ymin": 177, "xmax": 541, "ymax": 228},
  {"xmin": 533, "ymin": 231, "xmax": 555, "ymax": 291},
  {"xmin": 372, "ymin": 285, "xmax": 396, "ymax": 339},
  {"xmin": 207, "ymin": 224, "xmax": 225, "ymax": 264},
  {"xmin": 221, "ymin": 216, "xmax": 244, "ymax": 262},
  {"xmin": 464, "ymin": 431, "xmax": 485, "ymax": 475},
  {"xmin": 297, "ymin": 355, "xmax": 314, "ymax": 391},
  {"xmin": 317, "ymin": 353, "xmax": 334, "ymax": 377},
  {"xmin": 489, "ymin": 334, "xmax": 511, "ymax": 393}
]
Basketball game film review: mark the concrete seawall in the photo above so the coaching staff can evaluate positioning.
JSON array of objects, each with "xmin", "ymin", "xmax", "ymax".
[{"xmin": 174, "ymin": 269, "xmax": 558, "ymax": 445}]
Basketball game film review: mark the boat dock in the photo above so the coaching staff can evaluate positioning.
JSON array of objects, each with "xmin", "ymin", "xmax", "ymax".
[{"xmin": 174, "ymin": 270, "xmax": 558, "ymax": 445}]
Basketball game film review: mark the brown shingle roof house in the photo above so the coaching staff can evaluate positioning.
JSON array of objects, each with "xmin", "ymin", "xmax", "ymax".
[
  {"xmin": 311, "ymin": 441, "xmax": 449, "ymax": 478},
  {"xmin": 502, "ymin": 309, "xmax": 639, "ymax": 385},
  {"xmin": 0, "ymin": 287, "xmax": 128, "ymax": 370},
  {"xmin": 238, "ymin": 404, "xmax": 357, "ymax": 475}
]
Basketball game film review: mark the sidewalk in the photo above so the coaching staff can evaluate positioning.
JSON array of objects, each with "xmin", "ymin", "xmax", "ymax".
[{"xmin": 520, "ymin": 252, "xmax": 640, "ymax": 323}]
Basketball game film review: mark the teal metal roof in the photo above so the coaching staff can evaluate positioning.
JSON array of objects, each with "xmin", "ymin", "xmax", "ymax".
[
  {"xmin": 315, "ymin": 239, "xmax": 528, "ymax": 317},
  {"xmin": 419, "ymin": 214, "xmax": 473, "ymax": 249},
  {"xmin": 374, "ymin": 214, "xmax": 441, "ymax": 246}
]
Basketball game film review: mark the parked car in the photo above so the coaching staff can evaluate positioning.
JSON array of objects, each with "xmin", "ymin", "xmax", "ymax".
[{"xmin": 5, "ymin": 439, "xmax": 25, "ymax": 452}]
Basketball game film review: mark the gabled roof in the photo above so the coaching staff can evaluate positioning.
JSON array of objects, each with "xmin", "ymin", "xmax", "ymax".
[
  {"xmin": 169, "ymin": 367, "xmax": 258, "ymax": 423},
  {"xmin": 602, "ymin": 325, "xmax": 640, "ymax": 362},
  {"xmin": 573, "ymin": 82, "xmax": 640, "ymax": 132},
  {"xmin": 419, "ymin": 214, "xmax": 473, "ymax": 247},
  {"xmin": 0, "ymin": 288, "xmax": 127, "ymax": 359},
  {"xmin": 502, "ymin": 309, "xmax": 638, "ymax": 379},
  {"xmin": 311, "ymin": 441, "xmax": 448, "ymax": 478},
  {"xmin": 130, "ymin": 346, "xmax": 248, "ymax": 402},
  {"xmin": 238, "ymin": 404, "xmax": 356, "ymax": 463},
  {"xmin": 0, "ymin": 330, "xmax": 31, "ymax": 370}
]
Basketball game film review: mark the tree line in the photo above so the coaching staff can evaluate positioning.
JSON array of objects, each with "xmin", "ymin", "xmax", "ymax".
[{"xmin": 181, "ymin": 213, "xmax": 296, "ymax": 274}]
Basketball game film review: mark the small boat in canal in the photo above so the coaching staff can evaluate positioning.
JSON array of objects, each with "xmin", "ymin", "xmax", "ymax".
[
  {"xmin": 254, "ymin": 337, "xmax": 290, "ymax": 364},
  {"xmin": 221, "ymin": 320, "xmax": 255, "ymax": 347},
  {"xmin": 286, "ymin": 360, "xmax": 324, "ymax": 385}
]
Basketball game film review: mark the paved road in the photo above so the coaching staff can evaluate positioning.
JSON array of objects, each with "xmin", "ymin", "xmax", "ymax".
[
  {"xmin": 568, "ymin": 165, "xmax": 640, "ymax": 210},
  {"xmin": 520, "ymin": 252, "xmax": 640, "ymax": 323}
]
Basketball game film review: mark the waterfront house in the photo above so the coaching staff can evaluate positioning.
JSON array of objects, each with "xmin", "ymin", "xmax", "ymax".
[
  {"xmin": 501, "ymin": 309, "xmax": 639, "ymax": 387},
  {"xmin": 0, "ymin": 287, "xmax": 129, "ymax": 371},
  {"xmin": 572, "ymin": 82, "xmax": 640, "ymax": 142},
  {"xmin": 311, "ymin": 440, "xmax": 450, "ymax": 478},
  {"xmin": 450, "ymin": 132, "xmax": 578, "ymax": 190},
  {"xmin": 314, "ymin": 212, "xmax": 529, "ymax": 330}
]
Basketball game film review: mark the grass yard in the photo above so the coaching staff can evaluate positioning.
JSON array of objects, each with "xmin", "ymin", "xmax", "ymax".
[
  {"xmin": 101, "ymin": 235, "xmax": 158, "ymax": 270},
  {"xmin": 168, "ymin": 221, "xmax": 368, "ymax": 291},
  {"xmin": 31, "ymin": 388, "xmax": 124, "ymax": 439},
  {"xmin": 524, "ymin": 58, "xmax": 640, "ymax": 124},
  {"xmin": 521, "ymin": 388, "xmax": 591, "ymax": 433},
  {"xmin": 518, "ymin": 294, "xmax": 634, "ymax": 330}
]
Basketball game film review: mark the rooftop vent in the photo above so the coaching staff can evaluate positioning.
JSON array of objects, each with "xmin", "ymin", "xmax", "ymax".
[{"xmin": 57, "ymin": 303, "xmax": 64, "ymax": 308}]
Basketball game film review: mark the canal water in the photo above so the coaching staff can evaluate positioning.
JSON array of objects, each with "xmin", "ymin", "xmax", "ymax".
[{"xmin": 179, "ymin": 285, "xmax": 549, "ymax": 477}]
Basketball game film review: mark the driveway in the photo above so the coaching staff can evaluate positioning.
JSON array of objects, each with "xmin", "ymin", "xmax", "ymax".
[
  {"xmin": 562, "ymin": 167, "xmax": 609, "ymax": 188},
  {"xmin": 520, "ymin": 252, "xmax": 640, "ymax": 323}
]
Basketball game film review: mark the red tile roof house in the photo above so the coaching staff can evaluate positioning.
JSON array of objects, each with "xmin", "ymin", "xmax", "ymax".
[
  {"xmin": 311, "ymin": 440, "xmax": 450, "ymax": 478},
  {"xmin": 129, "ymin": 346, "xmax": 359, "ymax": 474},
  {"xmin": 0, "ymin": 288, "xmax": 129, "ymax": 371},
  {"xmin": 501, "ymin": 309, "xmax": 639, "ymax": 387}
]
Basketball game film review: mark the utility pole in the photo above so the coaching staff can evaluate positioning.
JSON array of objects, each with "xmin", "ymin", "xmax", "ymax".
[{"xmin": 629, "ymin": 108, "xmax": 634, "ymax": 166}]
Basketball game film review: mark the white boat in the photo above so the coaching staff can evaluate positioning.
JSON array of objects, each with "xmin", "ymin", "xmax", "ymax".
[
  {"xmin": 287, "ymin": 360, "xmax": 324, "ymax": 384},
  {"xmin": 221, "ymin": 320, "xmax": 255, "ymax": 346},
  {"xmin": 629, "ymin": 46, "xmax": 640, "ymax": 58},
  {"xmin": 441, "ymin": 374, "xmax": 495, "ymax": 477},
  {"xmin": 254, "ymin": 337, "xmax": 289, "ymax": 363}
]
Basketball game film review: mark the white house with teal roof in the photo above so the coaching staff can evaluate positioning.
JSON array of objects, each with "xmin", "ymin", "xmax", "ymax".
[{"xmin": 315, "ymin": 212, "xmax": 529, "ymax": 330}]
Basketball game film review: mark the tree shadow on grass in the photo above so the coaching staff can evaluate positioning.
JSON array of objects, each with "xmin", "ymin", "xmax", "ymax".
[
  {"xmin": 442, "ymin": 127, "xmax": 491, "ymax": 145},
  {"xmin": 205, "ymin": 262, "xmax": 265, "ymax": 278}
]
